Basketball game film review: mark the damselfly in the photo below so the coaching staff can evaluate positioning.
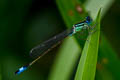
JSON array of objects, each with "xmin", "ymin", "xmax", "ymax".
[{"xmin": 15, "ymin": 16, "xmax": 92, "ymax": 75}]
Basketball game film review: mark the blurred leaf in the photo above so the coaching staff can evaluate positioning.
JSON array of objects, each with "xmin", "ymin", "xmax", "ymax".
[
  {"xmin": 84, "ymin": 0, "xmax": 114, "ymax": 20},
  {"xmin": 56, "ymin": 0, "xmax": 87, "ymax": 26},
  {"xmin": 95, "ymin": 68, "xmax": 114, "ymax": 80},
  {"xmin": 48, "ymin": 36, "xmax": 81, "ymax": 80},
  {"xmin": 48, "ymin": 0, "xmax": 86, "ymax": 79},
  {"xmin": 75, "ymin": 9, "xmax": 101, "ymax": 80},
  {"xmin": 96, "ymin": 34, "xmax": 120, "ymax": 80}
]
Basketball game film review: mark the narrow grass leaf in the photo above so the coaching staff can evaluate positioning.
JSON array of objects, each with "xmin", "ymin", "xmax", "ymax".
[
  {"xmin": 84, "ymin": 0, "xmax": 120, "ymax": 79},
  {"xmin": 75, "ymin": 9, "xmax": 101, "ymax": 80}
]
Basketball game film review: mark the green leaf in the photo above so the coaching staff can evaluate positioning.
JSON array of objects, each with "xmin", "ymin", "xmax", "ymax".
[
  {"xmin": 75, "ymin": 9, "xmax": 101, "ymax": 80},
  {"xmin": 84, "ymin": 0, "xmax": 120, "ymax": 79}
]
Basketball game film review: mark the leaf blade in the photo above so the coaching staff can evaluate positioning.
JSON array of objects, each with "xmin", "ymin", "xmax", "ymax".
[{"xmin": 75, "ymin": 9, "xmax": 101, "ymax": 80}]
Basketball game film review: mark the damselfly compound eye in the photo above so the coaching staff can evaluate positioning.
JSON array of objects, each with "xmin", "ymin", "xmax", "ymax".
[{"xmin": 85, "ymin": 16, "xmax": 92, "ymax": 25}]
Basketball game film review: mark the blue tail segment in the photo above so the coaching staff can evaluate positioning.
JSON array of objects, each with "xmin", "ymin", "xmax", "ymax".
[
  {"xmin": 85, "ymin": 16, "xmax": 92, "ymax": 25},
  {"xmin": 15, "ymin": 65, "xmax": 28, "ymax": 75}
]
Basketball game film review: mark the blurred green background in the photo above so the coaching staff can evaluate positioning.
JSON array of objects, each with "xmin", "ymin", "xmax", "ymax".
[{"xmin": 0, "ymin": 0, "xmax": 120, "ymax": 80}]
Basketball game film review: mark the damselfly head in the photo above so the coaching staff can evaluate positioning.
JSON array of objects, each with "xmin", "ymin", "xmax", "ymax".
[{"xmin": 85, "ymin": 16, "xmax": 92, "ymax": 25}]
